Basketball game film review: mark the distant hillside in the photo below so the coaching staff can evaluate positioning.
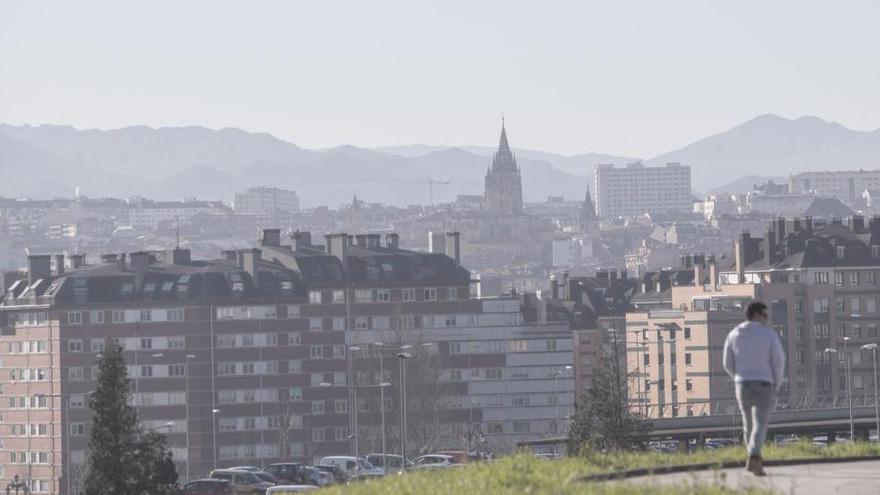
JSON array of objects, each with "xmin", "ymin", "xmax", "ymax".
[
  {"xmin": 650, "ymin": 114, "xmax": 880, "ymax": 191},
  {"xmin": 0, "ymin": 125, "xmax": 588, "ymax": 206}
]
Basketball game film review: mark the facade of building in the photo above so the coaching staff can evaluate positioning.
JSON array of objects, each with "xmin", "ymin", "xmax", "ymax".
[
  {"xmin": 0, "ymin": 228, "xmax": 574, "ymax": 492},
  {"xmin": 483, "ymin": 122, "xmax": 524, "ymax": 215},
  {"xmin": 594, "ymin": 162, "xmax": 692, "ymax": 218},
  {"xmin": 127, "ymin": 198, "xmax": 230, "ymax": 229},
  {"xmin": 234, "ymin": 187, "xmax": 301, "ymax": 215},
  {"xmin": 789, "ymin": 170, "xmax": 880, "ymax": 205}
]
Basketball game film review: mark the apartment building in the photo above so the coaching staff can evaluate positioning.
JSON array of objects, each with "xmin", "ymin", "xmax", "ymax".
[
  {"xmin": 349, "ymin": 296, "xmax": 574, "ymax": 454},
  {"xmin": 127, "ymin": 198, "xmax": 230, "ymax": 229},
  {"xmin": 234, "ymin": 186, "xmax": 301, "ymax": 215},
  {"xmin": 628, "ymin": 216, "xmax": 880, "ymax": 418},
  {"xmin": 593, "ymin": 162, "xmax": 692, "ymax": 218},
  {"xmin": 0, "ymin": 228, "xmax": 471, "ymax": 493},
  {"xmin": 790, "ymin": 170, "xmax": 880, "ymax": 204}
]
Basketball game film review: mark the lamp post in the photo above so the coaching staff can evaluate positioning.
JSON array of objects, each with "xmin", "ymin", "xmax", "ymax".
[
  {"xmin": 397, "ymin": 349, "xmax": 411, "ymax": 465},
  {"xmin": 374, "ymin": 342, "xmax": 387, "ymax": 471},
  {"xmin": 211, "ymin": 408, "xmax": 220, "ymax": 470},
  {"xmin": 185, "ymin": 353, "xmax": 196, "ymax": 483},
  {"xmin": 862, "ymin": 343, "xmax": 880, "ymax": 442},
  {"xmin": 349, "ymin": 345, "xmax": 362, "ymax": 472},
  {"xmin": 826, "ymin": 341, "xmax": 855, "ymax": 440}
]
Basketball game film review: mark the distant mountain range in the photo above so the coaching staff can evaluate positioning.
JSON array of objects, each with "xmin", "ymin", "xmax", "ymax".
[{"xmin": 1, "ymin": 114, "xmax": 879, "ymax": 206}]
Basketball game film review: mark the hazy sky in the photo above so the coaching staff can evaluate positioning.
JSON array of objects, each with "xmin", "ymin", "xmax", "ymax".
[{"xmin": 2, "ymin": 0, "xmax": 880, "ymax": 157}]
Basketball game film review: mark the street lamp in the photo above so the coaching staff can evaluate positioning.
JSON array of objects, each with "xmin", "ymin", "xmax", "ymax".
[
  {"xmin": 349, "ymin": 345, "xmax": 362, "ymax": 475},
  {"xmin": 862, "ymin": 343, "xmax": 880, "ymax": 442},
  {"xmin": 826, "ymin": 341, "xmax": 855, "ymax": 440},
  {"xmin": 211, "ymin": 409, "xmax": 220, "ymax": 470},
  {"xmin": 374, "ymin": 342, "xmax": 388, "ymax": 471},
  {"xmin": 184, "ymin": 353, "xmax": 196, "ymax": 483},
  {"xmin": 397, "ymin": 350, "xmax": 411, "ymax": 465}
]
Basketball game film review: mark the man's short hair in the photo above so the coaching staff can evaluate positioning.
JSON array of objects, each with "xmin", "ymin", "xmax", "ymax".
[{"xmin": 747, "ymin": 301, "xmax": 768, "ymax": 320}]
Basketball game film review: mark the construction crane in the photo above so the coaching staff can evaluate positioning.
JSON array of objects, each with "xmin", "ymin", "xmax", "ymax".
[{"xmin": 394, "ymin": 178, "xmax": 452, "ymax": 207}]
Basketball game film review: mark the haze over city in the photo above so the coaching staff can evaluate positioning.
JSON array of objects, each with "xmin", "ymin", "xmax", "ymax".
[{"xmin": 3, "ymin": 2, "xmax": 880, "ymax": 495}]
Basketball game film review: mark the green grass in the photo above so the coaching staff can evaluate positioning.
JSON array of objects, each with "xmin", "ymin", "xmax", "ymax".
[{"xmin": 316, "ymin": 441, "xmax": 880, "ymax": 495}]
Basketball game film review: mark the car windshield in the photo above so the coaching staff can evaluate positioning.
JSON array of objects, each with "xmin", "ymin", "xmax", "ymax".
[
  {"xmin": 236, "ymin": 472, "xmax": 261, "ymax": 484},
  {"xmin": 359, "ymin": 458, "xmax": 376, "ymax": 469}
]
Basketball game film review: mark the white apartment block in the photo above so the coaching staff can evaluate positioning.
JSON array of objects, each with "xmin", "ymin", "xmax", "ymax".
[
  {"xmin": 789, "ymin": 170, "xmax": 880, "ymax": 204},
  {"xmin": 234, "ymin": 187, "xmax": 300, "ymax": 215},
  {"xmin": 594, "ymin": 162, "xmax": 692, "ymax": 218}
]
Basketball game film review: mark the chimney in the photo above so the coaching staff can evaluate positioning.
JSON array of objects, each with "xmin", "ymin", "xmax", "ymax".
[
  {"xmin": 551, "ymin": 277, "xmax": 559, "ymax": 299},
  {"xmin": 260, "ymin": 228, "xmax": 281, "ymax": 247},
  {"xmin": 367, "ymin": 234, "xmax": 382, "ymax": 249},
  {"xmin": 385, "ymin": 233, "xmax": 399, "ymax": 249},
  {"xmin": 69, "ymin": 254, "xmax": 85, "ymax": 269},
  {"xmin": 708, "ymin": 258, "xmax": 718, "ymax": 290},
  {"xmin": 694, "ymin": 262, "xmax": 704, "ymax": 287},
  {"xmin": 325, "ymin": 233, "xmax": 349, "ymax": 264},
  {"xmin": 172, "ymin": 248, "xmax": 191, "ymax": 265},
  {"xmin": 775, "ymin": 217, "xmax": 786, "ymax": 247},
  {"xmin": 852, "ymin": 215, "xmax": 865, "ymax": 233},
  {"xmin": 428, "ymin": 231, "xmax": 445, "ymax": 254},
  {"xmin": 355, "ymin": 234, "xmax": 368, "ymax": 248},
  {"xmin": 54, "ymin": 254, "xmax": 65, "ymax": 275},
  {"xmin": 240, "ymin": 248, "xmax": 262, "ymax": 288},
  {"xmin": 805, "ymin": 216, "xmax": 814, "ymax": 233},
  {"xmin": 130, "ymin": 251, "xmax": 151, "ymax": 291},
  {"xmin": 734, "ymin": 232, "xmax": 748, "ymax": 283},
  {"xmin": 764, "ymin": 226, "xmax": 776, "ymax": 266},
  {"xmin": 27, "ymin": 255, "xmax": 52, "ymax": 284},
  {"xmin": 221, "ymin": 250, "xmax": 237, "ymax": 261},
  {"xmin": 445, "ymin": 232, "xmax": 461, "ymax": 266},
  {"xmin": 293, "ymin": 231, "xmax": 313, "ymax": 251},
  {"xmin": 101, "ymin": 253, "xmax": 118, "ymax": 264},
  {"xmin": 117, "ymin": 253, "xmax": 127, "ymax": 271}
]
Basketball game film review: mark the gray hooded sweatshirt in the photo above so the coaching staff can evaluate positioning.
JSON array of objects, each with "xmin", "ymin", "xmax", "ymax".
[{"xmin": 722, "ymin": 320, "xmax": 786, "ymax": 390}]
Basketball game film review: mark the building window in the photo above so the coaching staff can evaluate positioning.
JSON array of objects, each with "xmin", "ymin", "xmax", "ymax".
[
  {"xmin": 311, "ymin": 401, "xmax": 325, "ymax": 414},
  {"xmin": 835, "ymin": 272, "xmax": 845, "ymax": 287},
  {"xmin": 309, "ymin": 318, "xmax": 323, "ymax": 330},
  {"xmin": 376, "ymin": 289, "xmax": 391, "ymax": 302},
  {"xmin": 311, "ymin": 428, "xmax": 325, "ymax": 442},
  {"xmin": 310, "ymin": 346, "xmax": 323, "ymax": 359},
  {"xmin": 446, "ymin": 287, "xmax": 458, "ymax": 301},
  {"xmin": 643, "ymin": 354, "xmax": 650, "ymax": 366},
  {"xmin": 423, "ymin": 288, "xmax": 437, "ymax": 301},
  {"xmin": 69, "ymin": 395, "xmax": 84, "ymax": 408},
  {"xmin": 332, "ymin": 318, "xmax": 346, "ymax": 331},
  {"xmin": 486, "ymin": 368, "xmax": 503, "ymax": 380},
  {"xmin": 513, "ymin": 421, "xmax": 530, "ymax": 433},
  {"xmin": 140, "ymin": 338, "xmax": 153, "ymax": 350},
  {"xmin": 546, "ymin": 340, "xmax": 557, "ymax": 351},
  {"xmin": 112, "ymin": 310, "xmax": 126, "ymax": 323},
  {"xmin": 355, "ymin": 317, "xmax": 368, "ymax": 330},
  {"xmin": 683, "ymin": 327, "xmax": 691, "ymax": 340},
  {"xmin": 139, "ymin": 310, "xmax": 152, "ymax": 322},
  {"xmin": 91, "ymin": 339, "xmax": 105, "ymax": 353},
  {"xmin": 167, "ymin": 336, "xmax": 185, "ymax": 349},
  {"xmin": 287, "ymin": 304, "xmax": 301, "ymax": 317},
  {"xmin": 815, "ymin": 272, "xmax": 829, "ymax": 284},
  {"xmin": 168, "ymin": 364, "xmax": 185, "ymax": 377},
  {"xmin": 402, "ymin": 288, "xmax": 416, "ymax": 302},
  {"xmin": 332, "ymin": 290, "xmax": 346, "ymax": 303},
  {"xmin": 90, "ymin": 311, "xmax": 105, "ymax": 324},
  {"xmin": 68, "ymin": 367, "xmax": 84, "ymax": 381},
  {"xmin": 354, "ymin": 289, "xmax": 372, "ymax": 303},
  {"xmin": 685, "ymin": 379, "xmax": 693, "ymax": 391},
  {"xmin": 68, "ymin": 339, "xmax": 84, "ymax": 352},
  {"xmin": 684, "ymin": 353, "xmax": 692, "ymax": 366},
  {"xmin": 450, "ymin": 369, "xmax": 462, "ymax": 381},
  {"xmin": 70, "ymin": 423, "xmax": 85, "ymax": 436},
  {"xmin": 166, "ymin": 308, "xmax": 185, "ymax": 321},
  {"xmin": 309, "ymin": 290, "xmax": 322, "ymax": 304},
  {"xmin": 795, "ymin": 299, "xmax": 804, "ymax": 314},
  {"xmin": 813, "ymin": 298, "xmax": 829, "ymax": 313},
  {"xmin": 68, "ymin": 312, "xmax": 83, "ymax": 325}
]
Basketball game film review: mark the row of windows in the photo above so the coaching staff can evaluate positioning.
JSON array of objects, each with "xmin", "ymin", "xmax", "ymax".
[
  {"xmin": 308, "ymin": 287, "xmax": 458, "ymax": 305},
  {"xmin": 6, "ymin": 340, "xmax": 49, "ymax": 354},
  {"xmin": 68, "ymin": 308, "xmax": 185, "ymax": 325},
  {"xmin": 8, "ymin": 451, "xmax": 49, "ymax": 465}
]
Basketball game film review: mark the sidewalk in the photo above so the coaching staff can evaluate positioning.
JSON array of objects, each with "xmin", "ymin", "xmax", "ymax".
[{"xmin": 621, "ymin": 459, "xmax": 880, "ymax": 494}]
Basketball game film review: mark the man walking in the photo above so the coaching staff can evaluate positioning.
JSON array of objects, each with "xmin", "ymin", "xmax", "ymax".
[{"xmin": 723, "ymin": 301, "xmax": 785, "ymax": 476}]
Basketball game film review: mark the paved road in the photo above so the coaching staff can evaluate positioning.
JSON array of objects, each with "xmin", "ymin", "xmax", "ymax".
[{"xmin": 621, "ymin": 460, "xmax": 880, "ymax": 494}]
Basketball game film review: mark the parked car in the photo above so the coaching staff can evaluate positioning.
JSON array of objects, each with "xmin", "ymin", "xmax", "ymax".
[
  {"xmin": 410, "ymin": 454, "xmax": 457, "ymax": 470},
  {"xmin": 314, "ymin": 464, "xmax": 348, "ymax": 484},
  {"xmin": 252, "ymin": 471, "xmax": 281, "ymax": 485},
  {"xmin": 263, "ymin": 463, "xmax": 312, "ymax": 485},
  {"xmin": 303, "ymin": 466, "xmax": 330, "ymax": 486},
  {"xmin": 365, "ymin": 453, "xmax": 411, "ymax": 472},
  {"xmin": 182, "ymin": 479, "xmax": 234, "ymax": 495},
  {"xmin": 227, "ymin": 466, "xmax": 262, "ymax": 472},
  {"xmin": 318, "ymin": 456, "xmax": 385, "ymax": 478},
  {"xmin": 436, "ymin": 450, "xmax": 485, "ymax": 463},
  {"xmin": 208, "ymin": 469, "xmax": 274, "ymax": 494},
  {"xmin": 265, "ymin": 486, "xmax": 318, "ymax": 494}
]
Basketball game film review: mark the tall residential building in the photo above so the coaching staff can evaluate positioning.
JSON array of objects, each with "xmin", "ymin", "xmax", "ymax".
[
  {"xmin": 484, "ymin": 122, "xmax": 524, "ymax": 215},
  {"xmin": 593, "ymin": 162, "xmax": 692, "ymax": 218},
  {"xmin": 127, "ymin": 198, "xmax": 230, "ymax": 229},
  {"xmin": 234, "ymin": 186, "xmax": 301, "ymax": 215},
  {"xmin": 789, "ymin": 170, "xmax": 880, "ymax": 204},
  {"xmin": 0, "ymin": 228, "xmax": 574, "ymax": 492}
]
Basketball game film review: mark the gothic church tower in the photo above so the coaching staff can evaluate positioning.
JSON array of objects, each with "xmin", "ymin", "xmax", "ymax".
[{"xmin": 483, "ymin": 120, "xmax": 524, "ymax": 215}]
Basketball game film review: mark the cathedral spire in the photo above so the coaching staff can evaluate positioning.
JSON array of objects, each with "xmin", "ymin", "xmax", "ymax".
[{"xmin": 491, "ymin": 117, "xmax": 517, "ymax": 171}]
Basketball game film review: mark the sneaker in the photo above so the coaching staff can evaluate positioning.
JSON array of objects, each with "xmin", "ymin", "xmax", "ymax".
[{"xmin": 746, "ymin": 455, "xmax": 766, "ymax": 477}]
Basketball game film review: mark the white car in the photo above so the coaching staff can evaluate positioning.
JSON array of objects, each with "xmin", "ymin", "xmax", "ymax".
[
  {"xmin": 410, "ymin": 454, "xmax": 457, "ymax": 470},
  {"xmin": 266, "ymin": 486, "xmax": 318, "ymax": 494},
  {"xmin": 318, "ymin": 456, "xmax": 385, "ymax": 478}
]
